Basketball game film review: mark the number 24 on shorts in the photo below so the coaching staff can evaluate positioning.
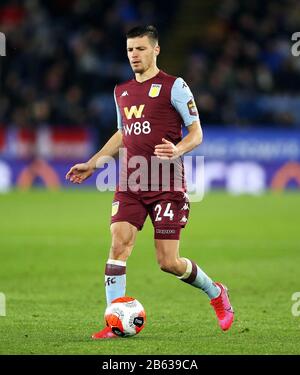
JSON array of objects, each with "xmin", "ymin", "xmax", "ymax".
[{"xmin": 154, "ymin": 203, "xmax": 174, "ymax": 221}]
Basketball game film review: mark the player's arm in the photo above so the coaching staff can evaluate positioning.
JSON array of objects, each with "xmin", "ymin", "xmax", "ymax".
[
  {"xmin": 154, "ymin": 77, "xmax": 202, "ymax": 159},
  {"xmin": 154, "ymin": 121, "xmax": 202, "ymax": 159},
  {"xmin": 66, "ymin": 130, "xmax": 123, "ymax": 184},
  {"xmin": 66, "ymin": 86, "xmax": 124, "ymax": 184}
]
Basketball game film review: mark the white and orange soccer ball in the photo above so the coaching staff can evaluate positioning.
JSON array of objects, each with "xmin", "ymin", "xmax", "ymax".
[{"xmin": 104, "ymin": 296, "xmax": 146, "ymax": 337}]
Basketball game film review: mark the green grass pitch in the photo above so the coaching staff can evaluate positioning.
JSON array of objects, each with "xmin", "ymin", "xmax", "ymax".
[{"xmin": 0, "ymin": 190, "xmax": 300, "ymax": 354}]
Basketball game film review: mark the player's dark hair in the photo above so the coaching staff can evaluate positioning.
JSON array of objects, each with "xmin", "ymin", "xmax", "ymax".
[{"xmin": 126, "ymin": 25, "xmax": 159, "ymax": 45}]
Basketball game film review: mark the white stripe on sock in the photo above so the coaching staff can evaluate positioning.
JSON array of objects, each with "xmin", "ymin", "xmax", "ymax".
[
  {"xmin": 177, "ymin": 258, "xmax": 192, "ymax": 279},
  {"xmin": 107, "ymin": 259, "xmax": 126, "ymax": 267}
]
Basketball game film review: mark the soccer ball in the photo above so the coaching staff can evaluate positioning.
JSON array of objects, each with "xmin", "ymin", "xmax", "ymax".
[{"xmin": 104, "ymin": 296, "xmax": 146, "ymax": 337}]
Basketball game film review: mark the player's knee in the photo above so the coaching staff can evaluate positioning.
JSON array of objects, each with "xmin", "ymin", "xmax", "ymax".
[{"xmin": 110, "ymin": 236, "xmax": 134, "ymax": 260}]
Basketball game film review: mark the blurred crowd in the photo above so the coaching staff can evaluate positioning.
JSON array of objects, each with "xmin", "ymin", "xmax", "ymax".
[
  {"xmin": 0, "ymin": 0, "xmax": 300, "ymax": 149},
  {"xmin": 185, "ymin": 0, "xmax": 300, "ymax": 128},
  {"xmin": 0, "ymin": 0, "xmax": 176, "ymax": 145}
]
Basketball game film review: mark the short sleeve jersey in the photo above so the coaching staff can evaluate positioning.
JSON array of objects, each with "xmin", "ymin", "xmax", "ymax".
[{"xmin": 114, "ymin": 70, "xmax": 200, "ymax": 192}]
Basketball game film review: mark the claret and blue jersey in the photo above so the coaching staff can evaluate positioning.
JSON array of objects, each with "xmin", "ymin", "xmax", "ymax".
[
  {"xmin": 113, "ymin": 70, "xmax": 200, "ymax": 193},
  {"xmin": 114, "ymin": 70, "xmax": 200, "ymax": 157}
]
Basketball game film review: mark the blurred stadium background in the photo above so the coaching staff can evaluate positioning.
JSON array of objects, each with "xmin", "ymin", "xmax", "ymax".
[
  {"xmin": 0, "ymin": 0, "xmax": 300, "ymax": 192},
  {"xmin": 1, "ymin": 0, "xmax": 300, "ymax": 355}
]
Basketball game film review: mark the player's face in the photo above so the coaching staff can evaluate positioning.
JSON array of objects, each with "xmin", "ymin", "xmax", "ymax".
[{"xmin": 127, "ymin": 36, "xmax": 159, "ymax": 74}]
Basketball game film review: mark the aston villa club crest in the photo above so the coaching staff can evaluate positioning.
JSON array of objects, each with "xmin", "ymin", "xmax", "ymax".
[{"xmin": 148, "ymin": 84, "xmax": 162, "ymax": 98}]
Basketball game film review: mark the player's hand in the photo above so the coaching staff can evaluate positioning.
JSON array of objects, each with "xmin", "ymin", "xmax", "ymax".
[
  {"xmin": 154, "ymin": 138, "xmax": 179, "ymax": 160},
  {"xmin": 65, "ymin": 163, "xmax": 95, "ymax": 184}
]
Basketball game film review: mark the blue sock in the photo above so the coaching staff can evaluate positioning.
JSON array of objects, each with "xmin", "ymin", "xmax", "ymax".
[
  {"xmin": 105, "ymin": 259, "xmax": 126, "ymax": 305},
  {"xmin": 178, "ymin": 258, "xmax": 221, "ymax": 299}
]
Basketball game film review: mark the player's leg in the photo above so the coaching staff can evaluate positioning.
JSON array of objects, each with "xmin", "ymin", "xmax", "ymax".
[
  {"xmin": 104, "ymin": 191, "xmax": 147, "ymax": 306},
  {"xmin": 148, "ymin": 191, "xmax": 234, "ymax": 331},
  {"xmin": 155, "ymin": 238, "xmax": 234, "ymax": 331},
  {"xmin": 155, "ymin": 239, "xmax": 221, "ymax": 298},
  {"xmin": 104, "ymin": 221, "xmax": 138, "ymax": 305},
  {"xmin": 92, "ymin": 192, "xmax": 147, "ymax": 339}
]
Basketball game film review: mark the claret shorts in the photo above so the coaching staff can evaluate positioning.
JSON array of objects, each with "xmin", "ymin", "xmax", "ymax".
[{"xmin": 110, "ymin": 190, "xmax": 190, "ymax": 240}]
